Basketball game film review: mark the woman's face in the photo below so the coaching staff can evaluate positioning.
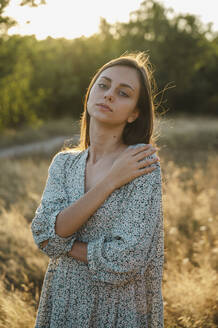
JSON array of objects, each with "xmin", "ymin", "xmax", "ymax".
[{"xmin": 87, "ymin": 65, "xmax": 140, "ymax": 127}]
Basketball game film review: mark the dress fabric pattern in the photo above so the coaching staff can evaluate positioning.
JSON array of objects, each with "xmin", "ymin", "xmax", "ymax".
[{"xmin": 31, "ymin": 143, "xmax": 164, "ymax": 328}]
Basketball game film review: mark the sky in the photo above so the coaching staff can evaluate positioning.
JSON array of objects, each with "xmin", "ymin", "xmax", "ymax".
[{"xmin": 4, "ymin": 0, "xmax": 218, "ymax": 40}]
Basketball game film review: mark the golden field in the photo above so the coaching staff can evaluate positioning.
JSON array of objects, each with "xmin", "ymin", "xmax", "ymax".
[{"xmin": 0, "ymin": 116, "xmax": 217, "ymax": 327}]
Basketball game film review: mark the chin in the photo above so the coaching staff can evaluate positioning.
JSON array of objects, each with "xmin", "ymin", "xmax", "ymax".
[{"xmin": 90, "ymin": 111, "xmax": 112, "ymax": 122}]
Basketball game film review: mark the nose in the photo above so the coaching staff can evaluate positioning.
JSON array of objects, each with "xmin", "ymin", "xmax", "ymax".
[{"xmin": 104, "ymin": 90, "xmax": 114, "ymax": 102}]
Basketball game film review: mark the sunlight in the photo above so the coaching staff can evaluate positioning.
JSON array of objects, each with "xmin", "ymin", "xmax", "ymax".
[
  {"xmin": 5, "ymin": 0, "xmax": 142, "ymax": 39},
  {"xmin": 4, "ymin": 0, "xmax": 218, "ymax": 40},
  {"xmin": 162, "ymin": 0, "xmax": 218, "ymax": 31}
]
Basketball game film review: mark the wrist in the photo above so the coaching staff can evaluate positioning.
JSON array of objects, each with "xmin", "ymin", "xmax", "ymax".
[
  {"xmin": 102, "ymin": 174, "xmax": 117, "ymax": 193},
  {"xmin": 68, "ymin": 241, "xmax": 88, "ymax": 264},
  {"xmin": 68, "ymin": 240, "xmax": 77, "ymax": 257}
]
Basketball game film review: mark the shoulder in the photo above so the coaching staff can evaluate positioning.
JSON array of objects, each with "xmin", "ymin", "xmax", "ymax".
[
  {"xmin": 48, "ymin": 149, "xmax": 84, "ymax": 174},
  {"xmin": 127, "ymin": 143, "xmax": 158, "ymax": 160},
  {"xmin": 128, "ymin": 143, "xmax": 161, "ymax": 187}
]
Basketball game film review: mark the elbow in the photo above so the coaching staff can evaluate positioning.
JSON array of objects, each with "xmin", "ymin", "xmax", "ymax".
[
  {"xmin": 38, "ymin": 240, "xmax": 61, "ymax": 259},
  {"xmin": 55, "ymin": 223, "xmax": 73, "ymax": 238},
  {"xmin": 31, "ymin": 230, "xmax": 59, "ymax": 259},
  {"xmin": 55, "ymin": 212, "xmax": 77, "ymax": 237}
]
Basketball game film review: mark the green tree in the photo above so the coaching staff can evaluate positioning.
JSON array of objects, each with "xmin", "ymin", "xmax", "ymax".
[
  {"xmin": 0, "ymin": 36, "xmax": 46, "ymax": 130},
  {"xmin": 111, "ymin": 0, "xmax": 217, "ymax": 114},
  {"xmin": 1, "ymin": 0, "xmax": 218, "ymax": 131}
]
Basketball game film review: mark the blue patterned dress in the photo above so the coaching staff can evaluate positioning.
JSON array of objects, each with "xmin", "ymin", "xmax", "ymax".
[{"xmin": 31, "ymin": 143, "xmax": 164, "ymax": 328}]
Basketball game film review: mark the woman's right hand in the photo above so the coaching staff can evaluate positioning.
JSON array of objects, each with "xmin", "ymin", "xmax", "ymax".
[{"xmin": 106, "ymin": 144, "xmax": 159, "ymax": 190}]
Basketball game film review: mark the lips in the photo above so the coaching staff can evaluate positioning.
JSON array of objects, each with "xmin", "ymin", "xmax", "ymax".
[{"xmin": 96, "ymin": 103, "xmax": 113, "ymax": 112}]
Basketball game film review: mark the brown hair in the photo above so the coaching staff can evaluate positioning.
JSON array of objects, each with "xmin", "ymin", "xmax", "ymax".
[{"xmin": 65, "ymin": 52, "xmax": 158, "ymax": 152}]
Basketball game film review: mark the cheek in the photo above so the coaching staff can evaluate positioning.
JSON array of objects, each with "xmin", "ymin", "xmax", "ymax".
[
  {"xmin": 119, "ymin": 99, "xmax": 137, "ymax": 114},
  {"xmin": 87, "ymin": 87, "xmax": 98, "ymax": 105},
  {"xmin": 87, "ymin": 90, "xmax": 94, "ymax": 108}
]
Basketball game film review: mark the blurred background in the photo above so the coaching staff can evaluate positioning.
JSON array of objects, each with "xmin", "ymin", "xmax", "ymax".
[{"xmin": 0, "ymin": 1, "xmax": 217, "ymax": 327}]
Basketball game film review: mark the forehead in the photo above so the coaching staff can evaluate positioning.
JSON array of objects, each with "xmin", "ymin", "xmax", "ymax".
[{"xmin": 97, "ymin": 65, "xmax": 140, "ymax": 88}]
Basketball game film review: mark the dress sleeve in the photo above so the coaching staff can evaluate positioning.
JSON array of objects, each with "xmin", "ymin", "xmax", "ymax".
[
  {"xmin": 31, "ymin": 151, "xmax": 77, "ymax": 259},
  {"xmin": 145, "ymin": 216, "xmax": 164, "ymax": 327},
  {"xmin": 87, "ymin": 159, "xmax": 164, "ymax": 286}
]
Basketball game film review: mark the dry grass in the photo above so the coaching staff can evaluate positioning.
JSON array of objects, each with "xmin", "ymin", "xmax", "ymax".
[
  {"xmin": 0, "ymin": 158, "xmax": 48, "ymax": 328},
  {"xmin": 0, "ymin": 116, "xmax": 80, "ymax": 149},
  {"xmin": 0, "ymin": 116, "xmax": 217, "ymax": 327},
  {"xmin": 162, "ymin": 157, "xmax": 218, "ymax": 327},
  {"xmin": 0, "ymin": 280, "xmax": 36, "ymax": 328}
]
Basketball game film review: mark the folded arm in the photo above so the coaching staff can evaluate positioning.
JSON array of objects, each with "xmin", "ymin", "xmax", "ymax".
[{"xmin": 86, "ymin": 163, "xmax": 164, "ymax": 285}]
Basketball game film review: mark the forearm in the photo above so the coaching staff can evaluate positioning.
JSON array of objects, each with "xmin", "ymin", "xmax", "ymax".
[
  {"xmin": 68, "ymin": 240, "xmax": 88, "ymax": 264},
  {"xmin": 55, "ymin": 176, "xmax": 115, "ymax": 237}
]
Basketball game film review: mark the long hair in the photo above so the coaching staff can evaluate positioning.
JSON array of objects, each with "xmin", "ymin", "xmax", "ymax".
[{"xmin": 65, "ymin": 52, "xmax": 158, "ymax": 152}]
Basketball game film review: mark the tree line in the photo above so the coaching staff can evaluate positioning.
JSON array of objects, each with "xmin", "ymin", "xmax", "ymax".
[{"xmin": 0, "ymin": 0, "xmax": 218, "ymax": 131}]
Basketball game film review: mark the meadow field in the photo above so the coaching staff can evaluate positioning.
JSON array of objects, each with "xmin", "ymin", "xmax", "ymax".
[{"xmin": 0, "ymin": 116, "xmax": 217, "ymax": 327}]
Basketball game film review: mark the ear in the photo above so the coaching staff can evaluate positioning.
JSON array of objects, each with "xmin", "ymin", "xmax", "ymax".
[{"xmin": 127, "ymin": 108, "xmax": 139, "ymax": 123}]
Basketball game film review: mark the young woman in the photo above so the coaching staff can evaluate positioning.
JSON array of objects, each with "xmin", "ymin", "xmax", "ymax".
[{"xmin": 31, "ymin": 52, "xmax": 164, "ymax": 327}]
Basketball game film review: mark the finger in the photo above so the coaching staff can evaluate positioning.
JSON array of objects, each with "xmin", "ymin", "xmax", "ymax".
[
  {"xmin": 136, "ymin": 165, "xmax": 157, "ymax": 176},
  {"xmin": 137, "ymin": 158, "xmax": 159, "ymax": 169},
  {"xmin": 129, "ymin": 144, "xmax": 152, "ymax": 155},
  {"xmin": 133, "ymin": 148, "xmax": 157, "ymax": 160}
]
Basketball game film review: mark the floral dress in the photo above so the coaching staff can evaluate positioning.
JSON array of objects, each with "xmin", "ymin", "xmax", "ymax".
[{"xmin": 31, "ymin": 143, "xmax": 164, "ymax": 328}]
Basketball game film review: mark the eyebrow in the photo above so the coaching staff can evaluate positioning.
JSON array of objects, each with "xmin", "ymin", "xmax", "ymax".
[{"xmin": 101, "ymin": 76, "xmax": 135, "ymax": 91}]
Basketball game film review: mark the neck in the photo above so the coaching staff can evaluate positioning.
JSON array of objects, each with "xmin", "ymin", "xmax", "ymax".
[{"xmin": 87, "ymin": 119, "xmax": 127, "ymax": 164}]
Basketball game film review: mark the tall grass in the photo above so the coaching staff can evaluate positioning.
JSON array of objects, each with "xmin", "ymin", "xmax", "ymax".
[
  {"xmin": 162, "ymin": 157, "xmax": 218, "ymax": 327},
  {"xmin": 0, "ymin": 117, "xmax": 217, "ymax": 327}
]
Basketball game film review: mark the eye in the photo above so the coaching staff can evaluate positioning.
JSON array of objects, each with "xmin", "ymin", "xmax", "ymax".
[
  {"xmin": 98, "ymin": 83, "xmax": 107, "ymax": 89},
  {"xmin": 119, "ymin": 90, "xmax": 129, "ymax": 97}
]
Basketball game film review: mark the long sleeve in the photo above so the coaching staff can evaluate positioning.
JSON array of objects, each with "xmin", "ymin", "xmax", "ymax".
[
  {"xmin": 87, "ymin": 159, "xmax": 164, "ymax": 286},
  {"xmin": 145, "ymin": 216, "xmax": 164, "ymax": 327},
  {"xmin": 31, "ymin": 152, "xmax": 77, "ymax": 259}
]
